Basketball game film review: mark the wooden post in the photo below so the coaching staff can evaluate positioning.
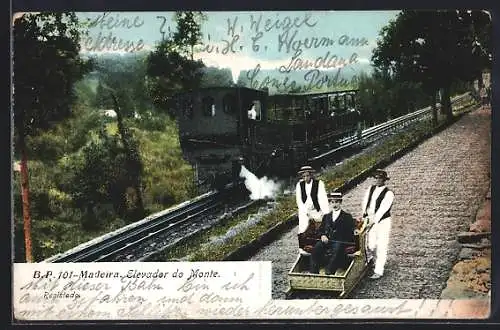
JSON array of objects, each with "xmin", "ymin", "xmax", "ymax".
[{"xmin": 19, "ymin": 151, "xmax": 33, "ymax": 262}]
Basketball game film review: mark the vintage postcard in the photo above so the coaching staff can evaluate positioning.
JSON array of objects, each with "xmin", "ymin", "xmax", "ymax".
[{"xmin": 11, "ymin": 9, "xmax": 492, "ymax": 321}]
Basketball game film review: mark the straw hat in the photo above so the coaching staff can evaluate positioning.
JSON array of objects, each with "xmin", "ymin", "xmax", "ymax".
[
  {"xmin": 327, "ymin": 192, "xmax": 343, "ymax": 201},
  {"xmin": 298, "ymin": 165, "xmax": 315, "ymax": 174},
  {"xmin": 372, "ymin": 169, "xmax": 389, "ymax": 180}
]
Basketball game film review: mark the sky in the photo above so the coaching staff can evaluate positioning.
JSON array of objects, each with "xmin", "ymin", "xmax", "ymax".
[{"xmin": 76, "ymin": 11, "xmax": 400, "ymax": 85}]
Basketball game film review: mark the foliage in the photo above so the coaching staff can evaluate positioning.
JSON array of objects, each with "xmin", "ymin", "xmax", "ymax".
[
  {"xmin": 371, "ymin": 10, "xmax": 491, "ymax": 120},
  {"xmin": 356, "ymin": 71, "xmax": 431, "ymax": 126},
  {"xmin": 173, "ymin": 11, "xmax": 207, "ymax": 60},
  {"xmin": 13, "ymin": 105, "xmax": 197, "ymax": 261},
  {"xmin": 74, "ymin": 77, "xmax": 98, "ymax": 107},
  {"xmin": 146, "ymin": 41, "xmax": 205, "ymax": 117},
  {"xmin": 93, "ymin": 53, "xmax": 152, "ymax": 117},
  {"xmin": 146, "ymin": 12, "xmax": 207, "ymax": 118},
  {"xmin": 13, "ymin": 13, "xmax": 93, "ymax": 261},
  {"xmin": 133, "ymin": 127, "xmax": 196, "ymax": 211},
  {"xmin": 13, "ymin": 12, "xmax": 93, "ymax": 141},
  {"xmin": 200, "ymin": 67, "xmax": 234, "ymax": 87}
]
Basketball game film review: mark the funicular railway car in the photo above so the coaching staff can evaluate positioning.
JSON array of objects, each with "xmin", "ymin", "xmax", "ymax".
[
  {"xmin": 172, "ymin": 87, "xmax": 360, "ymax": 191},
  {"xmin": 173, "ymin": 86, "xmax": 267, "ymax": 190},
  {"xmin": 245, "ymin": 89, "xmax": 360, "ymax": 176}
]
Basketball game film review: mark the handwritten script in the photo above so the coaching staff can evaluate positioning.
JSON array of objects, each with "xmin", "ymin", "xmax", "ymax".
[
  {"xmin": 14, "ymin": 261, "xmax": 271, "ymax": 320},
  {"xmin": 82, "ymin": 12, "xmax": 145, "ymax": 53},
  {"xmin": 79, "ymin": 11, "xmax": 368, "ymax": 92},
  {"xmin": 12, "ymin": 262, "xmax": 489, "ymax": 320},
  {"xmin": 198, "ymin": 12, "xmax": 370, "ymax": 92}
]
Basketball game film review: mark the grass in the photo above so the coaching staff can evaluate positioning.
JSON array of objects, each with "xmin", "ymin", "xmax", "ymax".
[
  {"xmin": 156, "ymin": 199, "xmax": 270, "ymax": 261},
  {"xmin": 13, "ymin": 110, "xmax": 197, "ymax": 262}
]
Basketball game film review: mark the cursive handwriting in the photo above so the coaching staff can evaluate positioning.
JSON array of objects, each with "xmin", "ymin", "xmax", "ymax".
[
  {"xmin": 20, "ymin": 277, "xmax": 61, "ymax": 291},
  {"xmin": 82, "ymin": 12, "xmax": 145, "ymax": 53},
  {"xmin": 14, "ymin": 262, "xmax": 272, "ymax": 320},
  {"xmin": 220, "ymin": 272, "xmax": 254, "ymax": 291},
  {"xmin": 278, "ymin": 30, "xmax": 335, "ymax": 57},
  {"xmin": 82, "ymin": 31, "xmax": 144, "ymax": 53},
  {"xmin": 120, "ymin": 277, "xmax": 163, "ymax": 291},
  {"xmin": 177, "ymin": 277, "xmax": 210, "ymax": 293},
  {"xmin": 246, "ymin": 64, "xmax": 358, "ymax": 93},
  {"xmin": 247, "ymin": 64, "xmax": 301, "ymax": 91},
  {"xmin": 253, "ymin": 299, "xmax": 414, "ymax": 318},
  {"xmin": 249, "ymin": 13, "xmax": 318, "ymax": 35},
  {"xmin": 62, "ymin": 278, "xmax": 111, "ymax": 291},
  {"xmin": 88, "ymin": 12, "xmax": 144, "ymax": 29},
  {"xmin": 117, "ymin": 301, "xmax": 187, "ymax": 318},
  {"xmin": 279, "ymin": 51, "xmax": 359, "ymax": 73},
  {"xmin": 303, "ymin": 68, "xmax": 358, "ymax": 90},
  {"xmin": 198, "ymin": 304, "xmax": 251, "ymax": 317}
]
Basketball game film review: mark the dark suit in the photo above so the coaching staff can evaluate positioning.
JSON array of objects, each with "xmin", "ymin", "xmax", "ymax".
[{"xmin": 310, "ymin": 210, "xmax": 355, "ymax": 274}]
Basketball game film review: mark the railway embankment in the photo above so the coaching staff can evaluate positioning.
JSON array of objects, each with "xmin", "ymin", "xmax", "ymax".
[{"xmin": 440, "ymin": 183, "xmax": 491, "ymax": 299}]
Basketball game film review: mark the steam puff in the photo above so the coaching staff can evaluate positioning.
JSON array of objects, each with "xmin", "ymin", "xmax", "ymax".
[{"xmin": 239, "ymin": 165, "xmax": 281, "ymax": 200}]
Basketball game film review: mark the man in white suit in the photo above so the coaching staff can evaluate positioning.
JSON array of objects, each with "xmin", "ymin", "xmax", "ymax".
[
  {"xmin": 361, "ymin": 169, "xmax": 394, "ymax": 279},
  {"xmin": 296, "ymin": 165, "xmax": 329, "ymax": 255}
]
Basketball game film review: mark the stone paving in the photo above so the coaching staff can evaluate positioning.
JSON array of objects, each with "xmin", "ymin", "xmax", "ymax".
[{"xmin": 250, "ymin": 106, "xmax": 491, "ymax": 300}]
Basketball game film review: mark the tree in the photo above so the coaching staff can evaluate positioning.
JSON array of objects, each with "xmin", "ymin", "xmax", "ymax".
[
  {"xmin": 372, "ymin": 10, "xmax": 491, "ymax": 125},
  {"xmin": 110, "ymin": 92, "xmax": 146, "ymax": 221},
  {"xmin": 13, "ymin": 12, "xmax": 92, "ymax": 261},
  {"xmin": 146, "ymin": 12, "xmax": 206, "ymax": 117},
  {"xmin": 173, "ymin": 11, "xmax": 207, "ymax": 60},
  {"xmin": 93, "ymin": 54, "xmax": 153, "ymax": 116},
  {"xmin": 200, "ymin": 67, "xmax": 234, "ymax": 87},
  {"xmin": 236, "ymin": 70, "xmax": 250, "ymax": 87}
]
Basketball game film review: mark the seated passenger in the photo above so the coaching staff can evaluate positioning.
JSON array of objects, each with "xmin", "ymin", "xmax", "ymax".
[
  {"xmin": 296, "ymin": 165, "xmax": 329, "ymax": 255},
  {"xmin": 309, "ymin": 192, "xmax": 356, "ymax": 275},
  {"xmin": 248, "ymin": 104, "xmax": 257, "ymax": 120}
]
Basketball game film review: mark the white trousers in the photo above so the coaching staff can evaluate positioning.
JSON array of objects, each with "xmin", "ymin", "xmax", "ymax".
[
  {"xmin": 367, "ymin": 218, "xmax": 392, "ymax": 275},
  {"xmin": 298, "ymin": 208, "xmax": 323, "ymax": 234}
]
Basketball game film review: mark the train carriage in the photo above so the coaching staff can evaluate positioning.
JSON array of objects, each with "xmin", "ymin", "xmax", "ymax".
[{"xmin": 172, "ymin": 86, "xmax": 361, "ymax": 192}]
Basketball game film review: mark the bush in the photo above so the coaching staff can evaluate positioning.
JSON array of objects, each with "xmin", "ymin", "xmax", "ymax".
[
  {"xmin": 13, "ymin": 97, "xmax": 197, "ymax": 261},
  {"xmin": 26, "ymin": 132, "xmax": 66, "ymax": 162},
  {"xmin": 357, "ymin": 71, "xmax": 431, "ymax": 125},
  {"xmin": 133, "ymin": 111, "xmax": 170, "ymax": 131},
  {"xmin": 65, "ymin": 107, "xmax": 105, "ymax": 152}
]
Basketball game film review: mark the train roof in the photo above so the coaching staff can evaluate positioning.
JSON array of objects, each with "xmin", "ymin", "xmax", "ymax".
[
  {"xmin": 173, "ymin": 86, "xmax": 268, "ymax": 97},
  {"xmin": 172, "ymin": 86, "xmax": 359, "ymax": 98},
  {"xmin": 271, "ymin": 89, "xmax": 359, "ymax": 97}
]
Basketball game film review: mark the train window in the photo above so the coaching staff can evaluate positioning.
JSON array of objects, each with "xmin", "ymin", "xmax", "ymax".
[
  {"xmin": 202, "ymin": 96, "xmax": 216, "ymax": 117},
  {"xmin": 223, "ymin": 94, "xmax": 237, "ymax": 114},
  {"xmin": 338, "ymin": 94, "xmax": 346, "ymax": 110},
  {"xmin": 347, "ymin": 94, "xmax": 356, "ymax": 110},
  {"xmin": 251, "ymin": 100, "xmax": 262, "ymax": 120},
  {"xmin": 329, "ymin": 95, "xmax": 339, "ymax": 112}
]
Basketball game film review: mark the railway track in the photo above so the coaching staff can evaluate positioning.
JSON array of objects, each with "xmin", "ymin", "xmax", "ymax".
[
  {"xmin": 46, "ymin": 92, "xmax": 474, "ymax": 263},
  {"xmin": 310, "ymin": 92, "xmax": 473, "ymax": 164},
  {"xmin": 48, "ymin": 184, "xmax": 249, "ymax": 263}
]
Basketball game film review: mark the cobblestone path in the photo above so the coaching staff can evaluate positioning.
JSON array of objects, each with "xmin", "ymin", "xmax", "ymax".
[{"xmin": 250, "ymin": 107, "xmax": 491, "ymax": 299}]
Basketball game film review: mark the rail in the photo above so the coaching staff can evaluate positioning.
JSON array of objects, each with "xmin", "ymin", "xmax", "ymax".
[
  {"xmin": 309, "ymin": 92, "xmax": 473, "ymax": 162},
  {"xmin": 45, "ymin": 186, "xmax": 241, "ymax": 263}
]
